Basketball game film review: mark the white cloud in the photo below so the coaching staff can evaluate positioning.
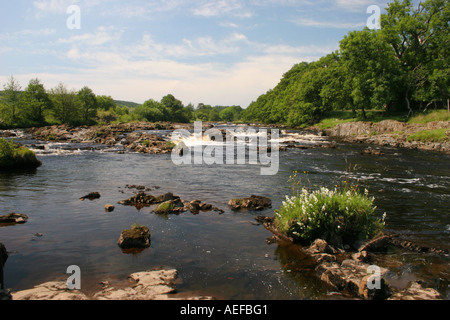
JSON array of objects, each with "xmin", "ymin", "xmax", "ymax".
[
  {"xmin": 263, "ymin": 43, "xmax": 338, "ymax": 56},
  {"xmin": 33, "ymin": 0, "xmax": 79, "ymax": 17},
  {"xmin": 219, "ymin": 21, "xmax": 240, "ymax": 28},
  {"xmin": 0, "ymin": 29, "xmax": 56, "ymax": 41},
  {"xmin": 334, "ymin": 0, "xmax": 388, "ymax": 12},
  {"xmin": 57, "ymin": 27, "xmax": 121, "ymax": 46},
  {"xmin": 291, "ymin": 17, "xmax": 366, "ymax": 29},
  {"xmin": 192, "ymin": 0, "xmax": 252, "ymax": 18}
]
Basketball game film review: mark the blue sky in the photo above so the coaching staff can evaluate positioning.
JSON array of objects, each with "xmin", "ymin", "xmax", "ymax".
[{"xmin": 0, "ymin": 0, "xmax": 392, "ymax": 107}]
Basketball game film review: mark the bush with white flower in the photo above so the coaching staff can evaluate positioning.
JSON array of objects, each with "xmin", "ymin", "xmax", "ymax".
[{"xmin": 275, "ymin": 185, "xmax": 385, "ymax": 247}]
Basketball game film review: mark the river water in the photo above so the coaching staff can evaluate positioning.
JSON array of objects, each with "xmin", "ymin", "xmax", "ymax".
[{"xmin": 1, "ymin": 125, "xmax": 449, "ymax": 299}]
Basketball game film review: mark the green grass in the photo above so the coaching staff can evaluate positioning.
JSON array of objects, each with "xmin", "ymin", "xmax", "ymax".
[
  {"xmin": 165, "ymin": 141, "xmax": 176, "ymax": 149},
  {"xmin": 315, "ymin": 109, "xmax": 449, "ymax": 130},
  {"xmin": 275, "ymin": 183, "xmax": 385, "ymax": 247},
  {"xmin": 408, "ymin": 110, "xmax": 450, "ymax": 124},
  {"xmin": 142, "ymin": 140, "xmax": 151, "ymax": 147},
  {"xmin": 407, "ymin": 128, "xmax": 448, "ymax": 143},
  {"xmin": 314, "ymin": 111, "xmax": 358, "ymax": 129}
]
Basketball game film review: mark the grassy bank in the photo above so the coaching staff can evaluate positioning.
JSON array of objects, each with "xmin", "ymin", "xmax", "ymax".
[
  {"xmin": 407, "ymin": 128, "xmax": 448, "ymax": 143},
  {"xmin": 0, "ymin": 138, "xmax": 42, "ymax": 170},
  {"xmin": 315, "ymin": 109, "xmax": 449, "ymax": 130}
]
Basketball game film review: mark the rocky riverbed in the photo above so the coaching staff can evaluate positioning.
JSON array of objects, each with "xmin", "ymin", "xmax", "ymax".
[
  {"xmin": 2, "ymin": 120, "xmax": 449, "ymax": 154},
  {"xmin": 258, "ymin": 216, "xmax": 448, "ymax": 300},
  {"xmin": 23, "ymin": 122, "xmax": 190, "ymax": 155}
]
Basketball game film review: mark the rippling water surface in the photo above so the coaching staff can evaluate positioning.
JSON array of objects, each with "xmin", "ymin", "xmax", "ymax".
[{"xmin": 1, "ymin": 126, "xmax": 449, "ymax": 299}]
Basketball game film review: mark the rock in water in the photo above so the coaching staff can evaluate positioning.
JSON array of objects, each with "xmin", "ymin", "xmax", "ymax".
[
  {"xmin": 117, "ymin": 225, "xmax": 151, "ymax": 249},
  {"xmin": 105, "ymin": 204, "xmax": 115, "ymax": 212},
  {"xmin": 0, "ymin": 213, "xmax": 28, "ymax": 225},
  {"xmin": 154, "ymin": 199, "xmax": 185, "ymax": 215},
  {"xmin": 228, "ymin": 195, "xmax": 272, "ymax": 211},
  {"xmin": 80, "ymin": 192, "xmax": 101, "ymax": 201}
]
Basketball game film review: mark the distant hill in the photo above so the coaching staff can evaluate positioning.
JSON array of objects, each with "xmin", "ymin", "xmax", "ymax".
[{"xmin": 114, "ymin": 100, "xmax": 141, "ymax": 109}]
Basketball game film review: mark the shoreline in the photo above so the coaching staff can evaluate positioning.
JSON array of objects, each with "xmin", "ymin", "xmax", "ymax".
[
  {"xmin": 312, "ymin": 120, "xmax": 450, "ymax": 154},
  {"xmin": 1, "ymin": 119, "xmax": 449, "ymax": 154}
]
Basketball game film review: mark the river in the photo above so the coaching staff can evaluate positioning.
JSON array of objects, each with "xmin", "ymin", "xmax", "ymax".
[{"xmin": 1, "ymin": 125, "xmax": 449, "ymax": 299}]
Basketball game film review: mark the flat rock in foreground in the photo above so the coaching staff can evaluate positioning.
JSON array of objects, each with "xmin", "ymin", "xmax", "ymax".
[{"xmin": 11, "ymin": 268, "xmax": 214, "ymax": 301}]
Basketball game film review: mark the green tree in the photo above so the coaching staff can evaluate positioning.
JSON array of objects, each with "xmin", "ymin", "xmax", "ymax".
[
  {"xmin": 50, "ymin": 83, "xmax": 81, "ymax": 124},
  {"xmin": 182, "ymin": 103, "xmax": 195, "ymax": 122},
  {"xmin": 208, "ymin": 108, "xmax": 221, "ymax": 121},
  {"xmin": 77, "ymin": 86, "xmax": 98, "ymax": 123},
  {"xmin": 220, "ymin": 106, "xmax": 242, "ymax": 122},
  {"xmin": 133, "ymin": 99, "xmax": 169, "ymax": 122},
  {"xmin": 1, "ymin": 76, "xmax": 22, "ymax": 125},
  {"xmin": 340, "ymin": 28, "xmax": 400, "ymax": 118},
  {"xmin": 381, "ymin": 0, "xmax": 449, "ymax": 116},
  {"xmin": 319, "ymin": 52, "xmax": 355, "ymax": 114},
  {"xmin": 161, "ymin": 94, "xmax": 187, "ymax": 122},
  {"xmin": 21, "ymin": 78, "xmax": 53, "ymax": 125},
  {"xmin": 96, "ymin": 95, "xmax": 117, "ymax": 111},
  {"xmin": 194, "ymin": 104, "xmax": 213, "ymax": 121}
]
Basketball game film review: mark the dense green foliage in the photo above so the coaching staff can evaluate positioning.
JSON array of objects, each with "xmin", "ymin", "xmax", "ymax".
[
  {"xmin": 243, "ymin": 0, "xmax": 449, "ymax": 126},
  {"xmin": 0, "ymin": 138, "xmax": 41, "ymax": 169},
  {"xmin": 0, "ymin": 79, "xmax": 244, "ymax": 128},
  {"xmin": 0, "ymin": 79, "xmax": 123, "ymax": 128}
]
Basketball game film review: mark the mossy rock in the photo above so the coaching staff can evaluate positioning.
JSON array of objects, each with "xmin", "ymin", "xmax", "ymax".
[
  {"xmin": 117, "ymin": 225, "xmax": 151, "ymax": 249},
  {"xmin": 0, "ymin": 139, "xmax": 42, "ymax": 170},
  {"xmin": 154, "ymin": 199, "xmax": 185, "ymax": 214}
]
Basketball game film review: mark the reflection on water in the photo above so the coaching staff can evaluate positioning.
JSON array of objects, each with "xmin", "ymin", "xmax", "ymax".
[{"xmin": 0, "ymin": 126, "xmax": 449, "ymax": 299}]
